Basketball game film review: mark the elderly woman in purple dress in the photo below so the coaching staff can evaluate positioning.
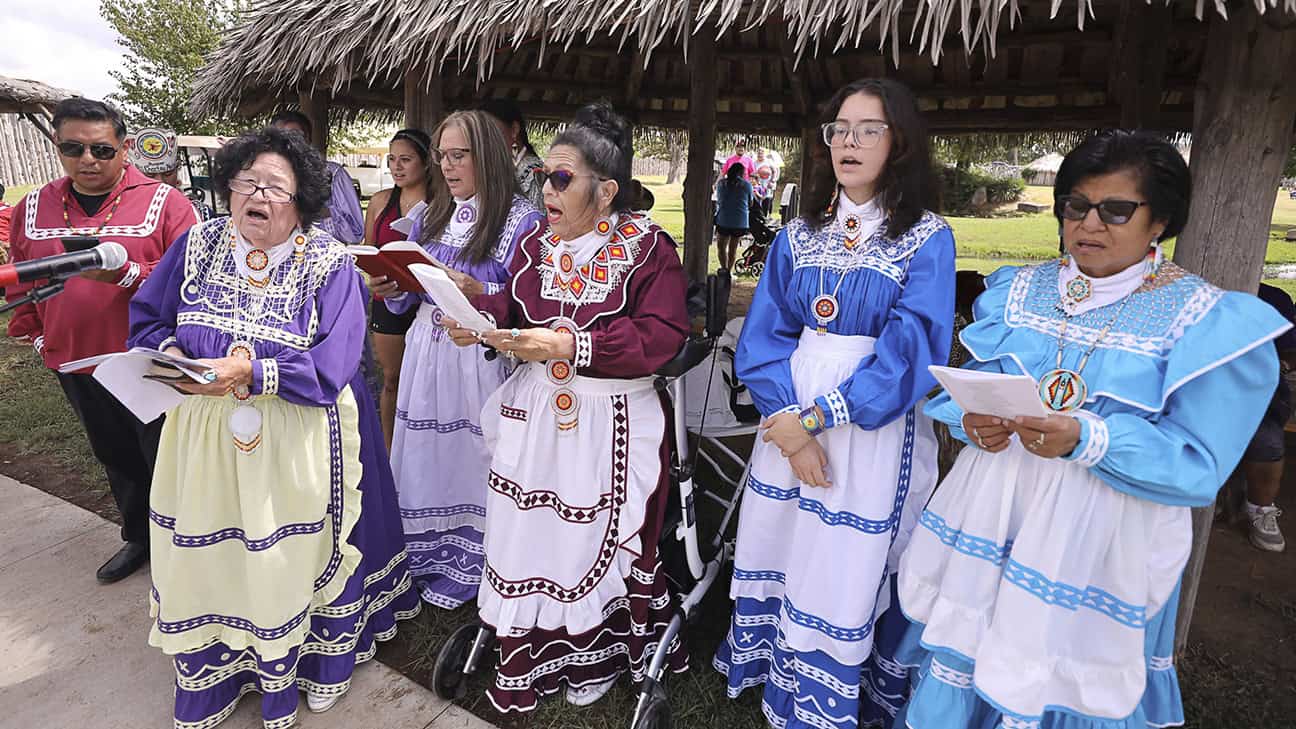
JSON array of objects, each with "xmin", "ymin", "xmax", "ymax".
[
  {"xmin": 129, "ymin": 126, "xmax": 420, "ymax": 729},
  {"xmin": 444, "ymin": 102, "xmax": 690, "ymax": 712},
  {"xmin": 370, "ymin": 110, "xmax": 543, "ymax": 609}
]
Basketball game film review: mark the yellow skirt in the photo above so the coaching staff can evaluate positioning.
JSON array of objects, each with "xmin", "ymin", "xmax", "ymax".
[{"xmin": 147, "ymin": 387, "xmax": 363, "ymax": 661}]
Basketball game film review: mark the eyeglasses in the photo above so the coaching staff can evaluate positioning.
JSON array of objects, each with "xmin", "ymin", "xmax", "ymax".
[
  {"xmin": 228, "ymin": 177, "xmax": 296, "ymax": 204},
  {"xmin": 1056, "ymin": 195, "xmax": 1148, "ymax": 225},
  {"xmin": 542, "ymin": 169, "xmax": 609, "ymax": 193},
  {"xmin": 821, "ymin": 121, "xmax": 889, "ymax": 149},
  {"xmin": 431, "ymin": 147, "xmax": 471, "ymax": 167},
  {"xmin": 57, "ymin": 141, "xmax": 119, "ymax": 161}
]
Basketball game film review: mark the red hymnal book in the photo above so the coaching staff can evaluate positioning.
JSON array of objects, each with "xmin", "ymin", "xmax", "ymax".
[{"xmin": 347, "ymin": 241, "xmax": 448, "ymax": 293}]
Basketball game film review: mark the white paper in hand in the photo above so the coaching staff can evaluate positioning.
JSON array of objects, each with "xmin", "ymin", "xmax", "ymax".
[
  {"xmin": 92, "ymin": 354, "xmax": 187, "ymax": 423},
  {"xmin": 408, "ymin": 263, "xmax": 493, "ymax": 332},
  {"xmin": 928, "ymin": 365, "xmax": 1050, "ymax": 420}
]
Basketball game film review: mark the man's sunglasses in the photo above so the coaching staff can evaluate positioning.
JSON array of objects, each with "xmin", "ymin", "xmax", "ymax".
[
  {"xmin": 1056, "ymin": 195, "xmax": 1148, "ymax": 225},
  {"xmin": 543, "ymin": 169, "xmax": 608, "ymax": 192},
  {"xmin": 56, "ymin": 141, "xmax": 120, "ymax": 161}
]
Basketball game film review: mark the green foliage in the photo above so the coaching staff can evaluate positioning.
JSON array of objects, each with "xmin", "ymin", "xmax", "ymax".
[
  {"xmin": 1284, "ymin": 144, "xmax": 1296, "ymax": 180},
  {"xmin": 940, "ymin": 165, "xmax": 1026, "ymax": 216},
  {"xmin": 100, "ymin": 0, "xmax": 242, "ymax": 134}
]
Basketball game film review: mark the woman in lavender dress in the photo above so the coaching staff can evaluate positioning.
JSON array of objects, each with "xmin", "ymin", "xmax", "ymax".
[
  {"xmin": 129, "ymin": 126, "xmax": 420, "ymax": 729},
  {"xmin": 370, "ymin": 110, "xmax": 544, "ymax": 608},
  {"xmin": 445, "ymin": 102, "xmax": 690, "ymax": 713}
]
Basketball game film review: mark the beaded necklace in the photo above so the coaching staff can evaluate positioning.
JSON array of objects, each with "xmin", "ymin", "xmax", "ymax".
[{"xmin": 62, "ymin": 190, "xmax": 124, "ymax": 235}]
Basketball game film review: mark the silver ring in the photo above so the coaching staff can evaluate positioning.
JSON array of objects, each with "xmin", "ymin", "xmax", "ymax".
[
  {"xmin": 1033, "ymin": 432, "xmax": 1046, "ymax": 448},
  {"xmin": 510, "ymin": 328, "xmax": 521, "ymax": 339},
  {"xmin": 976, "ymin": 434, "xmax": 987, "ymax": 449},
  {"xmin": 971, "ymin": 427, "xmax": 980, "ymax": 439}
]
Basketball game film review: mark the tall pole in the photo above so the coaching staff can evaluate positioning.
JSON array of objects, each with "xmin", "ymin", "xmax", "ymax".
[
  {"xmin": 683, "ymin": 25, "xmax": 718, "ymax": 283},
  {"xmin": 1171, "ymin": 7, "xmax": 1296, "ymax": 653}
]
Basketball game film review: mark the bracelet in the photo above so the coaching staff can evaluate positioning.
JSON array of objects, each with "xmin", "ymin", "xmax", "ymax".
[{"xmin": 798, "ymin": 405, "xmax": 826, "ymax": 437}]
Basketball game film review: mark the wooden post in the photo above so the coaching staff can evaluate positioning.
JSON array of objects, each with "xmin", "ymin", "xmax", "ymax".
[
  {"xmin": 1108, "ymin": 0, "xmax": 1171, "ymax": 129},
  {"xmin": 683, "ymin": 26, "xmax": 718, "ymax": 283},
  {"xmin": 1171, "ymin": 6, "xmax": 1296, "ymax": 654},
  {"xmin": 297, "ymin": 90, "xmax": 330, "ymax": 154},
  {"xmin": 404, "ymin": 65, "xmax": 444, "ymax": 132}
]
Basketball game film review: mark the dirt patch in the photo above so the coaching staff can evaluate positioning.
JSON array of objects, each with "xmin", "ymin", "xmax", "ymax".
[{"xmin": 0, "ymin": 440, "xmax": 117, "ymax": 523}]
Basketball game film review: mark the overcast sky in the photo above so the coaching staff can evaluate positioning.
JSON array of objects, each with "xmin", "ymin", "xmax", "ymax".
[{"xmin": 1, "ymin": 0, "xmax": 125, "ymax": 101}]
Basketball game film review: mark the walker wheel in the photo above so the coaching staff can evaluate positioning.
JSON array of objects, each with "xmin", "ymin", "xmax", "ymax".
[
  {"xmin": 432, "ymin": 624, "xmax": 478, "ymax": 701},
  {"xmin": 751, "ymin": 261, "xmax": 765, "ymax": 278},
  {"xmin": 632, "ymin": 691, "xmax": 671, "ymax": 729}
]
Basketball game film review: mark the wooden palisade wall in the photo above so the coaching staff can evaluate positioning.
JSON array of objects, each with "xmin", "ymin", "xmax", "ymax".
[{"xmin": 0, "ymin": 115, "xmax": 62, "ymax": 188}]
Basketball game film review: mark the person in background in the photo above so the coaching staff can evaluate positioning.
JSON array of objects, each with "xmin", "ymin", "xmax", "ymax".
[
  {"xmin": 269, "ymin": 110, "xmax": 364, "ymax": 243},
  {"xmin": 363, "ymin": 129, "xmax": 434, "ymax": 450},
  {"xmin": 1239, "ymin": 281, "xmax": 1296, "ymax": 552},
  {"xmin": 753, "ymin": 148, "xmax": 779, "ymax": 216},
  {"xmin": 371, "ymin": 111, "xmax": 543, "ymax": 609},
  {"xmin": 5, "ymin": 98, "xmax": 197, "ymax": 584},
  {"xmin": 480, "ymin": 98, "xmax": 546, "ymax": 209},
  {"xmin": 714, "ymin": 162, "xmax": 752, "ymax": 271},
  {"xmin": 126, "ymin": 127, "xmax": 214, "ymax": 221},
  {"xmin": 0, "ymin": 180, "xmax": 12, "ymax": 261},
  {"xmin": 723, "ymin": 138, "xmax": 755, "ymax": 179}
]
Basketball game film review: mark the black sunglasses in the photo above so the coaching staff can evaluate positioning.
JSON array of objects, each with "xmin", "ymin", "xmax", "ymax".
[
  {"xmin": 1056, "ymin": 195, "xmax": 1148, "ymax": 225},
  {"xmin": 57, "ymin": 141, "xmax": 120, "ymax": 161},
  {"xmin": 543, "ymin": 169, "xmax": 608, "ymax": 193}
]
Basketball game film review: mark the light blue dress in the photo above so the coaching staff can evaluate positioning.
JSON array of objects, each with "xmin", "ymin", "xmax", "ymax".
[{"xmin": 893, "ymin": 260, "xmax": 1289, "ymax": 729}]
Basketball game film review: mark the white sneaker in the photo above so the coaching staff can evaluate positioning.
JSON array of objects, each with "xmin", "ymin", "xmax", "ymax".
[
  {"xmin": 565, "ymin": 676, "xmax": 617, "ymax": 706},
  {"xmin": 306, "ymin": 688, "xmax": 342, "ymax": 713},
  {"xmin": 1249, "ymin": 506, "xmax": 1286, "ymax": 553}
]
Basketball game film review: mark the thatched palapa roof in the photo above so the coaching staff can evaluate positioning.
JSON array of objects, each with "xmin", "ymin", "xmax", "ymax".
[
  {"xmin": 0, "ymin": 75, "xmax": 80, "ymax": 115},
  {"xmin": 192, "ymin": 0, "xmax": 1296, "ymax": 135}
]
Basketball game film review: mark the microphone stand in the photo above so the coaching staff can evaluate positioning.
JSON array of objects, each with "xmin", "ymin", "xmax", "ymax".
[{"xmin": 0, "ymin": 275, "xmax": 72, "ymax": 314}]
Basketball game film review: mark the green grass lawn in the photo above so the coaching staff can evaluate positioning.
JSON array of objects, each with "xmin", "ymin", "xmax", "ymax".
[{"xmin": 4, "ymin": 183, "xmax": 36, "ymax": 205}]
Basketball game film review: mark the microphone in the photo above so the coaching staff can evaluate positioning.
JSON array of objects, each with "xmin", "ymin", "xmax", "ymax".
[{"xmin": 0, "ymin": 242, "xmax": 129, "ymax": 287}]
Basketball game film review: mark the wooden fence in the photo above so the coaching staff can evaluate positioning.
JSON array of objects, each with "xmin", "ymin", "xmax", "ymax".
[{"xmin": 0, "ymin": 115, "xmax": 61, "ymax": 188}]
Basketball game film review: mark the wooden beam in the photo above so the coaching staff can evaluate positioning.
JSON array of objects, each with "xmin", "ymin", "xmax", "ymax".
[
  {"xmin": 1171, "ymin": 4, "xmax": 1296, "ymax": 654},
  {"xmin": 683, "ymin": 26, "xmax": 719, "ymax": 283},
  {"xmin": 624, "ymin": 46, "xmax": 647, "ymax": 120},
  {"xmin": 1109, "ymin": 0, "xmax": 1172, "ymax": 128},
  {"xmin": 20, "ymin": 112, "xmax": 55, "ymax": 144},
  {"xmin": 780, "ymin": 35, "xmax": 811, "ymax": 119},
  {"xmin": 404, "ymin": 64, "xmax": 444, "ymax": 131},
  {"xmin": 297, "ymin": 90, "xmax": 329, "ymax": 153}
]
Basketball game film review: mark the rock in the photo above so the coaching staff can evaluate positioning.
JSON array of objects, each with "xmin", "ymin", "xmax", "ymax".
[
  {"xmin": 970, "ymin": 186, "xmax": 988, "ymax": 208},
  {"xmin": 1018, "ymin": 202, "xmax": 1050, "ymax": 214},
  {"xmin": 1287, "ymin": 228, "xmax": 1296, "ymax": 241}
]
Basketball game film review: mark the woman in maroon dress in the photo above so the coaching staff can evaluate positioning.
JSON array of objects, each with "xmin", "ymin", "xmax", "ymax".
[{"xmin": 445, "ymin": 102, "xmax": 690, "ymax": 712}]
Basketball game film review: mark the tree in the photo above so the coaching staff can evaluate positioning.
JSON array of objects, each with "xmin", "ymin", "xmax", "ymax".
[
  {"xmin": 101, "ymin": 0, "xmax": 242, "ymax": 134},
  {"xmin": 635, "ymin": 128, "xmax": 688, "ymax": 183}
]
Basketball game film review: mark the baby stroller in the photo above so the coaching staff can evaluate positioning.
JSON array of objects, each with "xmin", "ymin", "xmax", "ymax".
[
  {"xmin": 429, "ymin": 273, "xmax": 753, "ymax": 729},
  {"xmin": 733, "ymin": 202, "xmax": 781, "ymax": 278}
]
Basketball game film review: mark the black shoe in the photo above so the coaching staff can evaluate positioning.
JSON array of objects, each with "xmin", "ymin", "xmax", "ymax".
[{"xmin": 96, "ymin": 542, "xmax": 148, "ymax": 584}]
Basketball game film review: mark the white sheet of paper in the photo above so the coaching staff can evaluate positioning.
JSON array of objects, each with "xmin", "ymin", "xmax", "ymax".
[
  {"xmin": 408, "ymin": 263, "xmax": 494, "ymax": 332},
  {"xmin": 388, "ymin": 201, "xmax": 428, "ymax": 236},
  {"xmin": 928, "ymin": 365, "xmax": 1050, "ymax": 420},
  {"xmin": 91, "ymin": 354, "xmax": 187, "ymax": 423}
]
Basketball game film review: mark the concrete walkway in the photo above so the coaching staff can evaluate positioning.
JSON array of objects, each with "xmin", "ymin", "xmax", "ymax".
[{"xmin": 0, "ymin": 475, "xmax": 494, "ymax": 729}]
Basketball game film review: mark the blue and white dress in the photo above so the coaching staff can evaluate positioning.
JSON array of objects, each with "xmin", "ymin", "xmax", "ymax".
[
  {"xmin": 895, "ymin": 258, "xmax": 1290, "ymax": 729},
  {"xmin": 715, "ymin": 194, "xmax": 955, "ymax": 729}
]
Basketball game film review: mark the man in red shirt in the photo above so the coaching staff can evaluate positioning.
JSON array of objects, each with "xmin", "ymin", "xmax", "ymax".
[
  {"xmin": 6, "ymin": 98, "xmax": 197, "ymax": 583},
  {"xmin": 0, "ymin": 181, "xmax": 13, "ymax": 262}
]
